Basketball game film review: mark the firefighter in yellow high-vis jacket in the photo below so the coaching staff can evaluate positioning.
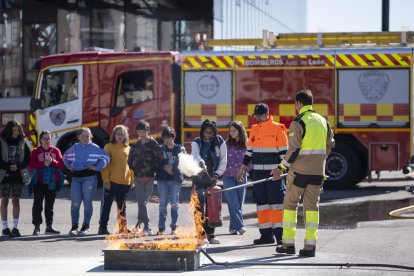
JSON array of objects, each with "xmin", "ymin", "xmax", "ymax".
[{"xmin": 271, "ymin": 89, "xmax": 335, "ymax": 257}]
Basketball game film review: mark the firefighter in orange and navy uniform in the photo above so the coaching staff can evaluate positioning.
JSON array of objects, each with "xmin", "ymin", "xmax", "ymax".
[{"xmin": 237, "ymin": 103, "xmax": 288, "ymax": 245}]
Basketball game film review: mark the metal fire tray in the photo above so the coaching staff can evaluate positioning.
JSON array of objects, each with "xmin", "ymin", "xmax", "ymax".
[{"xmin": 103, "ymin": 246, "xmax": 202, "ymax": 271}]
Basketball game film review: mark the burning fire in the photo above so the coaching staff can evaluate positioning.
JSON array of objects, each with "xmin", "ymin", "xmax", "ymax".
[
  {"xmin": 105, "ymin": 152, "xmax": 207, "ymax": 251},
  {"xmin": 105, "ymin": 188, "xmax": 206, "ymax": 251}
]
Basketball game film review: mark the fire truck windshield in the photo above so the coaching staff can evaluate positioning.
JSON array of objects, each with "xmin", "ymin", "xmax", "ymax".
[{"xmin": 40, "ymin": 70, "xmax": 79, "ymax": 108}]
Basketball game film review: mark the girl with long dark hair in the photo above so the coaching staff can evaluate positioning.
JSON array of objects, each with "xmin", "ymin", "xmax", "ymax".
[
  {"xmin": 191, "ymin": 119, "xmax": 227, "ymax": 244},
  {"xmin": 0, "ymin": 120, "xmax": 31, "ymax": 237}
]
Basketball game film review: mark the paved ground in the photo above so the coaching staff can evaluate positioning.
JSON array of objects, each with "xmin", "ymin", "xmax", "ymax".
[{"xmin": 0, "ymin": 173, "xmax": 414, "ymax": 275}]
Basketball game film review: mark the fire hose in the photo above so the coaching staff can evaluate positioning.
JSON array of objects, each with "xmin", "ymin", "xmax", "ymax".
[
  {"xmin": 206, "ymin": 174, "xmax": 288, "ymax": 195},
  {"xmin": 200, "ymin": 175, "xmax": 413, "ymax": 271},
  {"xmin": 199, "ymin": 249, "xmax": 414, "ymax": 271},
  {"xmin": 389, "ymin": 205, "xmax": 414, "ymax": 219}
]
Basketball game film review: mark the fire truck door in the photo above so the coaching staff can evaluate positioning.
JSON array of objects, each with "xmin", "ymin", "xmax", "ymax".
[
  {"xmin": 109, "ymin": 67, "xmax": 158, "ymax": 139},
  {"xmin": 35, "ymin": 65, "xmax": 83, "ymax": 145}
]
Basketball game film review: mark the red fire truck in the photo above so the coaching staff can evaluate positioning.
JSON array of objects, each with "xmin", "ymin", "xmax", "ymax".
[{"xmin": 28, "ymin": 31, "xmax": 414, "ymax": 189}]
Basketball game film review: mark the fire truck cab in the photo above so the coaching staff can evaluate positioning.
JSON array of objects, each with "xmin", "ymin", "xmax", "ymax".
[
  {"xmin": 29, "ymin": 31, "xmax": 414, "ymax": 189},
  {"xmin": 29, "ymin": 51, "xmax": 177, "ymax": 151}
]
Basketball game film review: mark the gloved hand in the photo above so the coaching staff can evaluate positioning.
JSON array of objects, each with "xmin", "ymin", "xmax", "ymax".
[{"xmin": 211, "ymin": 173, "xmax": 220, "ymax": 186}]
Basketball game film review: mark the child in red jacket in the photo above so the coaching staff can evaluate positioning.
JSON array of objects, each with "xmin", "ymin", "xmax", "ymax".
[{"xmin": 28, "ymin": 130, "xmax": 64, "ymax": 236}]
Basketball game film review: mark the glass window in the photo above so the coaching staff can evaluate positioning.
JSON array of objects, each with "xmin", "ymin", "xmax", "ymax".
[
  {"xmin": 125, "ymin": 13, "xmax": 157, "ymax": 51},
  {"xmin": 40, "ymin": 70, "xmax": 79, "ymax": 108},
  {"xmin": 115, "ymin": 70, "xmax": 154, "ymax": 108},
  {"xmin": 214, "ymin": 0, "xmax": 223, "ymax": 21},
  {"xmin": 101, "ymin": 0, "xmax": 123, "ymax": 5},
  {"xmin": 57, "ymin": 9, "xmax": 89, "ymax": 53},
  {"xmin": 1, "ymin": 0, "xmax": 22, "ymax": 8},
  {"xmin": 23, "ymin": 23, "xmax": 56, "ymax": 96},
  {"xmin": 0, "ymin": 10, "xmax": 22, "ymax": 96},
  {"xmin": 2, "ymin": 112, "xmax": 25, "ymax": 126},
  {"xmin": 172, "ymin": 20, "xmax": 212, "ymax": 51},
  {"xmin": 90, "ymin": 9, "xmax": 124, "ymax": 50}
]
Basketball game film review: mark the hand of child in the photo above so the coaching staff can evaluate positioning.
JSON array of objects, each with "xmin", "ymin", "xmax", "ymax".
[
  {"xmin": 86, "ymin": 165, "xmax": 96, "ymax": 171},
  {"xmin": 104, "ymin": 181, "xmax": 111, "ymax": 190}
]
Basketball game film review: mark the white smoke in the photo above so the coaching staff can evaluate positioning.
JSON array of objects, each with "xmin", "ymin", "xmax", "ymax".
[{"xmin": 178, "ymin": 153, "xmax": 202, "ymax": 177}]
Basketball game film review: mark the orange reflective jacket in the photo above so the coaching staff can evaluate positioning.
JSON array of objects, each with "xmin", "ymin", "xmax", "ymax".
[{"xmin": 244, "ymin": 116, "xmax": 288, "ymax": 171}]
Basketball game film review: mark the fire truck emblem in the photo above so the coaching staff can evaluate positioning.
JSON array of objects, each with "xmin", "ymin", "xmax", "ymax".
[
  {"xmin": 196, "ymin": 75, "xmax": 219, "ymax": 99},
  {"xmin": 358, "ymin": 71, "xmax": 390, "ymax": 103},
  {"xmin": 49, "ymin": 109, "xmax": 66, "ymax": 126}
]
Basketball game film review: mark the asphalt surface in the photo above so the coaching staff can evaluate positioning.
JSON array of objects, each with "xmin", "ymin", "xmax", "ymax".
[{"xmin": 1, "ymin": 172, "xmax": 414, "ymax": 275}]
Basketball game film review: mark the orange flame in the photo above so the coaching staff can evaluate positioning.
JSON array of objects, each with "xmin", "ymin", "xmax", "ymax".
[{"xmin": 105, "ymin": 187, "xmax": 206, "ymax": 251}]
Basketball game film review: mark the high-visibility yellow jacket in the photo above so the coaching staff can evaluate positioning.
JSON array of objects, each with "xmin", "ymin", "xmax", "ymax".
[
  {"xmin": 243, "ymin": 115, "xmax": 288, "ymax": 171},
  {"xmin": 280, "ymin": 105, "xmax": 335, "ymax": 175}
]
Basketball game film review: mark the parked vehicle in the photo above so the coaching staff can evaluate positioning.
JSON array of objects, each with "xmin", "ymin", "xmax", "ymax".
[{"xmin": 28, "ymin": 31, "xmax": 414, "ymax": 189}]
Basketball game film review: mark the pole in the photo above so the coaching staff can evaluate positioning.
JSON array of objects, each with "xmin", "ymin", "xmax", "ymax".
[
  {"xmin": 207, "ymin": 173, "xmax": 288, "ymax": 195},
  {"xmin": 382, "ymin": 0, "xmax": 389, "ymax": 31}
]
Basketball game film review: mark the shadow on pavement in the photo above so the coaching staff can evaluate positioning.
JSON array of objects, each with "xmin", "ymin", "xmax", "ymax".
[
  {"xmin": 321, "ymin": 185, "xmax": 409, "ymax": 203},
  {"xmin": 8, "ymin": 234, "xmax": 106, "ymax": 242},
  {"xmin": 18, "ymin": 178, "xmax": 414, "ymax": 204}
]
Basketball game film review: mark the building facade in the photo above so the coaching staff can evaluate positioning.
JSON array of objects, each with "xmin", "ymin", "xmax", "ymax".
[
  {"xmin": 214, "ymin": 0, "xmax": 306, "ymax": 40},
  {"xmin": 0, "ymin": 0, "xmax": 305, "ymax": 98}
]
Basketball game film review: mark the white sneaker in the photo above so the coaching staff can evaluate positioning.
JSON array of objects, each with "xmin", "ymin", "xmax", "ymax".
[
  {"xmin": 229, "ymin": 229, "xmax": 237, "ymax": 235},
  {"xmin": 238, "ymin": 227, "xmax": 247, "ymax": 235},
  {"xmin": 143, "ymin": 228, "xmax": 153, "ymax": 236},
  {"xmin": 208, "ymin": 237, "xmax": 220, "ymax": 244}
]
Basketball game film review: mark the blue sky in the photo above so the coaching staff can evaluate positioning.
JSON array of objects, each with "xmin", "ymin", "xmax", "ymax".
[{"xmin": 307, "ymin": 0, "xmax": 413, "ymax": 32}]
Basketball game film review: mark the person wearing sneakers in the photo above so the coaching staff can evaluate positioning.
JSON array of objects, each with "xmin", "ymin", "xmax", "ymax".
[
  {"xmin": 98, "ymin": 125, "xmax": 134, "ymax": 235},
  {"xmin": 272, "ymin": 90, "xmax": 335, "ymax": 257},
  {"xmin": 237, "ymin": 103, "xmax": 288, "ymax": 246},
  {"xmin": 192, "ymin": 119, "xmax": 227, "ymax": 244},
  {"xmin": 128, "ymin": 120, "xmax": 163, "ymax": 235},
  {"xmin": 28, "ymin": 130, "xmax": 65, "ymax": 236},
  {"xmin": 63, "ymin": 128, "xmax": 110, "ymax": 236},
  {"xmin": 0, "ymin": 120, "xmax": 30, "ymax": 238},
  {"xmin": 223, "ymin": 121, "xmax": 249, "ymax": 235},
  {"xmin": 155, "ymin": 127, "xmax": 186, "ymax": 236}
]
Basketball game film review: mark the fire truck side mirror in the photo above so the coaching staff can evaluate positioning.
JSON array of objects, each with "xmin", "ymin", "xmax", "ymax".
[
  {"xmin": 30, "ymin": 98, "xmax": 41, "ymax": 112},
  {"xmin": 109, "ymin": 106, "xmax": 122, "ymax": 117}
]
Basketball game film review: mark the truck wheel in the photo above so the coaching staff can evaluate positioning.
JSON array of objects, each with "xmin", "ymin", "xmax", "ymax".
[
  {"xmin": 324, "ymin": 143, "xmax": 362, "ymax": 189},
  {"xmin": 357, "ymin": 167, "xmax": 368, "ymax": 183}
]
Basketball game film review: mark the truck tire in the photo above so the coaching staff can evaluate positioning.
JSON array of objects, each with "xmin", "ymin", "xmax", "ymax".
[{"xmin": 324, "ymin": 143, "xmax": 362, "ymax": 189}]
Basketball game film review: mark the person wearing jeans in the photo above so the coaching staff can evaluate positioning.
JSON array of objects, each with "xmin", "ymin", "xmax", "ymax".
[
  {"xmin": 99, "ymin": 125, "xmax": 134, "ymax": 235},
  {"xmin": 223, "ymin": 175, "xmax": 246, "ymax": 233},
  {"xmin": 70, "ymin": 175, "xmax": 98, "ymax": 232},
  {"xmin": 63, "ymin": 127, "xmax": 110, "ymax": 236},
  {"xmin": 223, "ymin": 121, "xmax": 249, "ymax": 235},
  {"xmin": 155, "ymin": 127, "xmax": 186, "ymax": 235},
  {"xmin": 128, "ymin": 120, "xmax": 163, "ymax": 235}
]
